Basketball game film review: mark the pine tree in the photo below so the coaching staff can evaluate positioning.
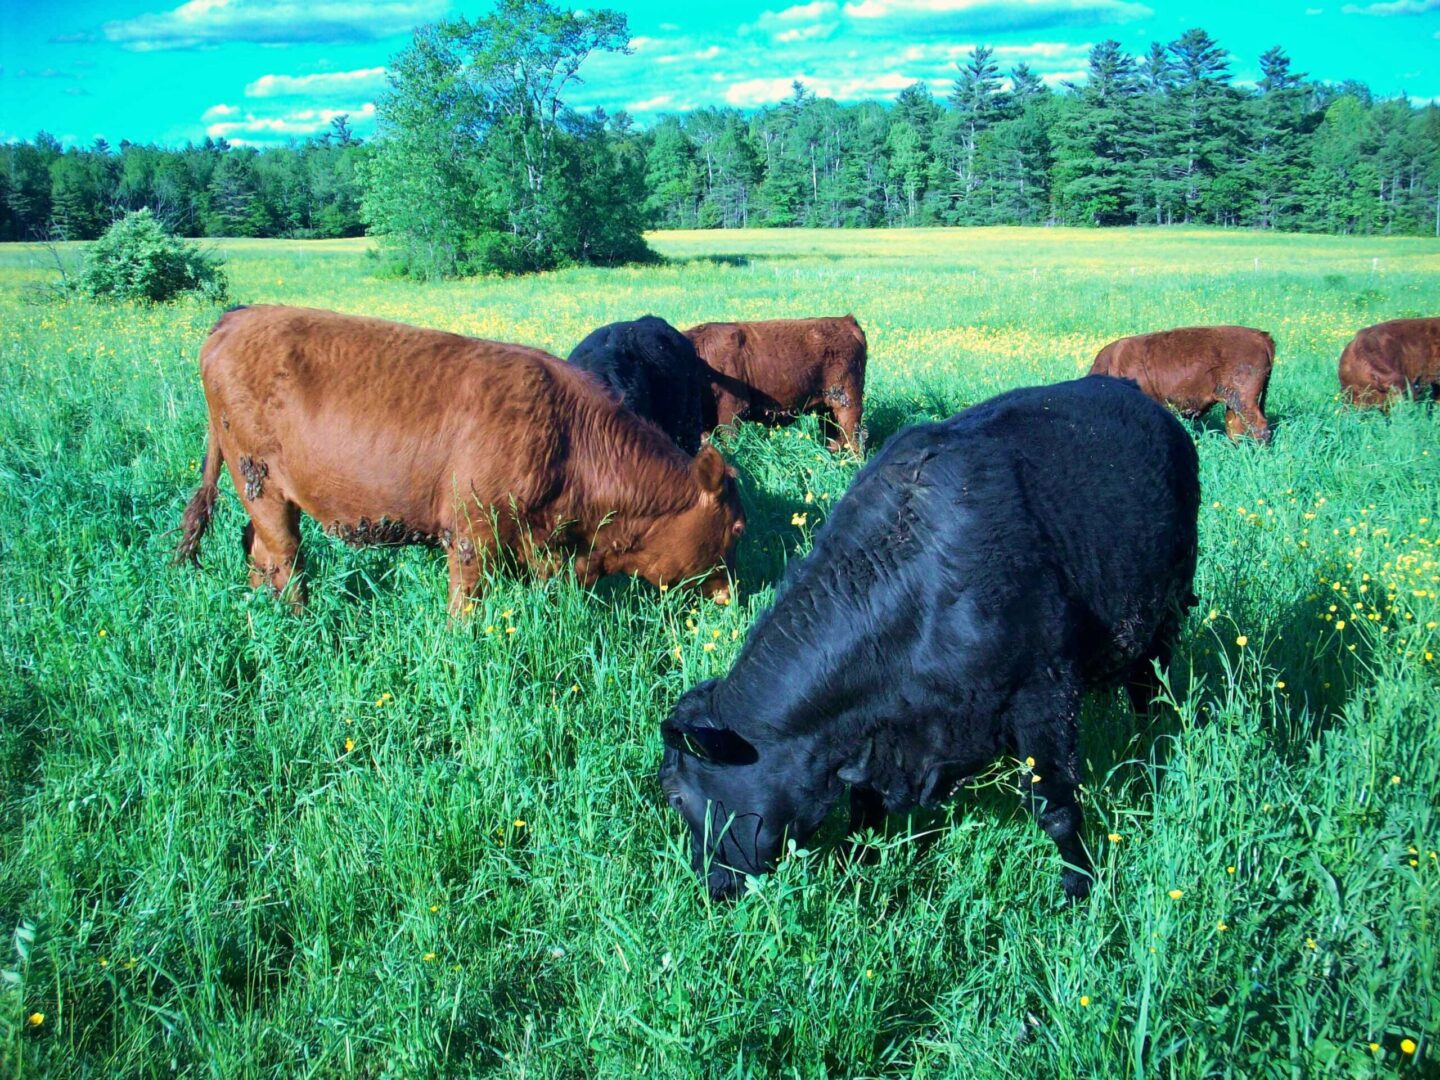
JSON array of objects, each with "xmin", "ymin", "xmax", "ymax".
[
  {"xmin": 1051, "ymin": 41, "xmax": 1140, "ymax": 225},
  {"xmin": 1249, "ymin": 46, "xmax": 1309, "ymax": 229},
  {"xmin": 937, "ymin": 47, "xmax": 1006, "ymax": 219},
  {"xmin": 1168, "ymin": 28, "xmax": 1246, "ymax": 224}
]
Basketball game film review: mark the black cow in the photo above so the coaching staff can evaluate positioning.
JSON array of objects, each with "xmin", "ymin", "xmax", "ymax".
[
  {"xmin": 568, "ymin": 315, "xmax": 708, "ymax": 455},
  {"xmin": 660, "ymin": 375, "xmax": 1200, "ymax": 901}
]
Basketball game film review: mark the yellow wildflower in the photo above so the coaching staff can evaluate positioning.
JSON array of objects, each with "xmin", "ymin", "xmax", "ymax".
[{"xmin": 1168, "ymin": 889, "xmax": 1183, "ymax": 900}]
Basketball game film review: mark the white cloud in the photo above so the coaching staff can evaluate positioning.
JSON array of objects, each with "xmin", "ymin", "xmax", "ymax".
[
  {"xmin": 896, "ymin": 40, "xmax": 1090, "ymax": 64},
  {"xmin": 656, "ymin": 45, "xmax": 723, "ymax": 64},
  {"xmin": 724, "ymin": 71, "xmax": 917, "ymax": 106},
  {"xmin": 776, "ymin": 22, "xmax": 838, "ymax": 41},
  {"xmin": 205, "ymin": 101, "xmax": 376, "ymax": 141},
  {"xmin": 101, "ymin": 0, "xmax": 446, "ymax": 51},
  {"xmin": 841, "ymin": 0, "xmax": 1151, "ymax": 25},
  {"xmin": 769, "ymin": 1, "xmax": 839, "ymax": 20},
  {"xmin": 627, "ymin": 94, "xmax": 674, "ymax": 110},
  {"xmin": 202, "ymin": 102, "xmax": 239, "ymax": 119},
  {"xmin": 1342, "ymin": 0, "xmax": 1437, "ymax": 11},
  {"xmin": 244, "ymin": 67, "xmax": 387, "ymax": 97}
]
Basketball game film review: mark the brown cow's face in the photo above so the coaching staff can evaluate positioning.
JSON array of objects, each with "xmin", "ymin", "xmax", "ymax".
[{"xmin": 629, "ymin": 445, "xmax": 746, "ymax": 601}]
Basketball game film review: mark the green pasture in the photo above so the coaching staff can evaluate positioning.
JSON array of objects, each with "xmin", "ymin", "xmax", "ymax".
[{"xmin": 1, "ymin": 228, "xmax": 1437, "ymax": 1076}]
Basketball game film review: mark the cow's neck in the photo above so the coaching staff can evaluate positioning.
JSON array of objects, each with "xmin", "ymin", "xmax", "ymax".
[{"xmin": 562, "ymin": 403, "xmax": 699, "ymax": 530}]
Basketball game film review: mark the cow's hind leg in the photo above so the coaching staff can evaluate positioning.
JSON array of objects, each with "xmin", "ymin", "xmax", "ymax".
[
  {"xmin": 1013, "ymin": 680, "xmax": 1091, "ymax": 900},
  {"xmin": 1124, "ymin": 622, "xmax": 1176, "ymax": 716},
  {"xmin": 1221, "ymin": 384, "xmax": 1271, "ymax": 443},
  {"xmin": 244, "ymin": 501, "xmax": 305, "ymax": 609}
]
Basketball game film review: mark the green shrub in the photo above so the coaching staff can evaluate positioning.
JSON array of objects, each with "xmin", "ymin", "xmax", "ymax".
[{"xmin": 79, "ymin": 209, "xmax": 228, "ymax": 303}]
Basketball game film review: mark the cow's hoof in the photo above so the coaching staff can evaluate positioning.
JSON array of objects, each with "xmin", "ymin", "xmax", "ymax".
[{"xmin": 1061, "ymin": 868, "xmax": 1093, "ymax": 902}]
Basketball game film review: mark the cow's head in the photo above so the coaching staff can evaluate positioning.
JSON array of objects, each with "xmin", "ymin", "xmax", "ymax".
[
  {"xmin": 658, "ymin": 680, "xmax": 833, "ymax": 899},
  {"xmin": 628, "ymin": 445, "xmax": 745, "ymax": 602}
]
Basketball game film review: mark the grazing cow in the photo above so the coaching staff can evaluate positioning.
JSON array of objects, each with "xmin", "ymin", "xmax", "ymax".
[
  {"xmin": 1338, "ymin": 317, "xmax": 1440, "ymax": 407},
  {"xmin": 660, "ymin": 375, "xmax": 1199, "ymax": 901},
  {"xmin": 176, "ymin": 306, "xmax": 745, "ymax": 612},
  {"xmin": 567, "ymin": 315, "xmax": 708, "ymax": 454},
  {"xmin": 1090, "ymin": 326, "xmax": 1274, "ymax": 443},
  {"xmin": 684, "ymin": 315, "xmax": 867, "ymax": 453}
]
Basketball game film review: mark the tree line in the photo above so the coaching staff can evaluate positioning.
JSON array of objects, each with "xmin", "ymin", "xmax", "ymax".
[
  {"xmin": 645, "ymin": 35, "xmax": 1440, "ymax": 237},
  {"xmin": 0, "ymin": 117, "xmax": 367, "ymax": 243},
  {"xmin": 3, "ymin": 25, "xmax": 1437, "ymax": 259}
]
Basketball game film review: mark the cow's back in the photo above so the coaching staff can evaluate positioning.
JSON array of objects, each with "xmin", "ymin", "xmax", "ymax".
[
  {"xmin": 719, "ymin": 375, "xmax": 1198, "ymax": 733},
  {"xmin": 569, "ymin": 316, "xmax": 706, "ymax": 453},
  {"xmin": 1340, "ymin": 318, "xmax": 1440, "ymax": 402},
  {"xmin": 916, "ymin": 375, "xmax": 1196, "ymax": 671},
  {"xmin": 200, "ymin": 305, "xmax": 574, "ymax": 527}
]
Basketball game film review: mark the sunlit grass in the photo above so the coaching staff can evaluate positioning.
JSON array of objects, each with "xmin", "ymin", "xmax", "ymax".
[{"xmin": 1, "ymin": 228, "xmax": 1436, "ymax": 1076}]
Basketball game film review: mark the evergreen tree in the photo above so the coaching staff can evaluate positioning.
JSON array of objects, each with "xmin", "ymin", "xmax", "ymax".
[
  {"xmin": 1168, "ymin": 28, "xmax": 1246, "ymax": 223},
  {"xmin": 938, "ymin": 46, "xmax": 1006, "ymax": 216},
  {"xmin": 1249, "ymin": 46, "xmax": 1309, "ymax": 229},
  {"xmin": 1051, "ymin": 41, "xmax": 1140, "ymax": 225}
]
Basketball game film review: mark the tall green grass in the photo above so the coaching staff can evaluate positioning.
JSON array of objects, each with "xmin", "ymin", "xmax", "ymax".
[{"xmin": 1, "ymin": 228, "xmax": 1436, "ymax": 1076}]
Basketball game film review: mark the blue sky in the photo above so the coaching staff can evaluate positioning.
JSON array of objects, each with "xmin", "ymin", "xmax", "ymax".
[{"xmin": 1, "ymin": 0, "xmax": 1436, "ymax": 147}]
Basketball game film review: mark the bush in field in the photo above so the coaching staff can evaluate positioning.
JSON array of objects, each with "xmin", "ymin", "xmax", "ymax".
[
  {"xmin": 363, "ymin": 0, "xmax": 653, "ymax": 279},
  {"xmin": 79, "ymin": 209, "xmax": 227, "ymax": 303}
]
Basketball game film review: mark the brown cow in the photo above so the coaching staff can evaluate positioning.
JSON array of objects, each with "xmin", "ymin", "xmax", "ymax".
[
  {"xmin": 684, "ymin": 315, "xmax": 867, "ymax": 453},
  {"xmin": 1090, "ymin": 326, "xmax": 1274, "ymax": 443},
  {"xmin": 1339, "ymin": 318, "xmax": 1440, "ymax": 407},
  {"xmin": 176, "ymin": 306, "xmax": 746, "ymax": 613}
]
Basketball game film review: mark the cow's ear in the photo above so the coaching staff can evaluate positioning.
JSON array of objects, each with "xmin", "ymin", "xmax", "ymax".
[
  {"xmin": 692, "ymin": 444, "xmax": 728, "ymax": 495},
  {"xmin": 661, "ymin": 719, "xmax": 758, "ymax": 766}
]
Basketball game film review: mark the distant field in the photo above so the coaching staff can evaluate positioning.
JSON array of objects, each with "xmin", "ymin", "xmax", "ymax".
[{"xmin": 2, "ymin": 228, "xmax": 1436, "ymax": 1076}]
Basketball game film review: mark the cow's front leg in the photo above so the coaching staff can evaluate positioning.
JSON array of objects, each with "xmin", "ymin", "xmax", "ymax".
[
  {"xmin": 1023, "ymin": 765, "xmax": 1090, "ymax": 900},
  {"xmin": 445, "ymin": 529, "xmax": 495, "ymax": 616},
  {"xmin": 1014, "ymin": 681, "xmax": 1091, "ymax": 900}
]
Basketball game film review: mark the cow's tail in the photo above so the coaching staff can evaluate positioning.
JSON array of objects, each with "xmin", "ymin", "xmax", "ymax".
[{"xmin": 175, "ymin": 419, "xmax": 224, "ymax": 567}]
